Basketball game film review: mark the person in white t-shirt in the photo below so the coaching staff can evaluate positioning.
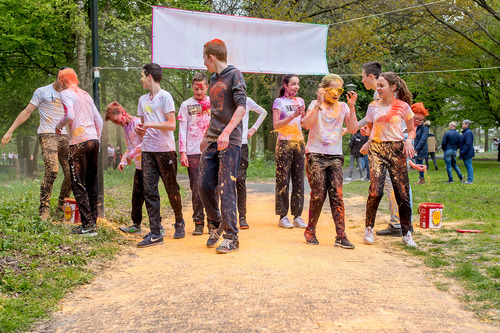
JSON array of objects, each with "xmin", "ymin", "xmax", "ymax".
[
  {"xmin": 55, "ymin": 68, "xmax": 103, "ymax": 236},
  {"xmin": 301, "ymin": 74, "xmax": 358, "ymax": 248},
  {"xmin": 105, "ymin": 101, "xmax": 145, "ymax": 234},
  {"xmin": 237, "ymin": 97, "xmax": 267, "ymax": 229},
  {"xmin": 178, "ymin": 73, "xmax": 211, "ymax": 236},
  {"xmin": 272, "ymin": 74, "xmax": 306, "ymax": 229},
  {"xmin": 107, "ymin": 144, "xmax": 115, "ymax": 169},
  {"xmin": 2, "ymin": 67, "xmax": 71, "ymax": 220},
  {"xmin": 1, "ymin": 152, "xmax": 5, "ymax": 166},
  {"xmin": 134, "ymin": 63, "xmax": 184, "ymax": 248}
]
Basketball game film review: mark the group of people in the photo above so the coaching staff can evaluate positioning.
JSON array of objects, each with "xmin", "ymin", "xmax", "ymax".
[
  {"xmin": 5, "ymin": 39, "xmax": 480, "ymax": 254},
  {"xmin": 106, "ymin": 143, "xmax": 122, "ymax": 170},
  {"xmin": 1, "ymin": 152, "xmax": 19, "ymax": 167}
]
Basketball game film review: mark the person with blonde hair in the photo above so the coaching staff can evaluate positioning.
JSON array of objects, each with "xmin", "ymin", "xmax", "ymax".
[{"xmin": 301, "ymin": 74, "xmax": 358, "ymax": 248}]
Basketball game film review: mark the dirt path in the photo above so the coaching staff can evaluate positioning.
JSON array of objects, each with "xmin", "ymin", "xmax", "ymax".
[{"xmin": 36, "ymin": 180, "xmax": 496, "ymax": 332}]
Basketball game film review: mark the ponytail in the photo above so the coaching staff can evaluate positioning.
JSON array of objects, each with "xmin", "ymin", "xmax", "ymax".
[{"xmin": 380, "ymin": 72, "xmax": 413, "ymax": 105}]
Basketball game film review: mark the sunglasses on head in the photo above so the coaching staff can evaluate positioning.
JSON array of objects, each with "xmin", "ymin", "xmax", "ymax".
[{"xmin": 324, "ymin": 87, "xmax": 344, "ymax": 96}]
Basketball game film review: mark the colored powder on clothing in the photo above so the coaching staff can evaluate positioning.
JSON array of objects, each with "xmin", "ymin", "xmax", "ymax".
[{"xmin": 275, "ymin": 124, "xmax": 302, "ymax": 140}]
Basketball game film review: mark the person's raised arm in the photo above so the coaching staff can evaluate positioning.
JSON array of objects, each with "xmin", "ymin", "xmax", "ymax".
[
  {"xmin": 2, "ymin": 103, "xmax": 37, "ymax": 146},
  {"xmin": 247, "ymin": 99, "xmax": 267, "ymax": 138},
  {"xmin": 345, "ymin": 91, "xmax": 358, "ymax": 134}
]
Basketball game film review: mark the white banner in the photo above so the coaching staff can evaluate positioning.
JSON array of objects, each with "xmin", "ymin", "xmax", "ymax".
[{"xmin": 152, "ymin": 7, "xmax": 329, "ymax": 75}]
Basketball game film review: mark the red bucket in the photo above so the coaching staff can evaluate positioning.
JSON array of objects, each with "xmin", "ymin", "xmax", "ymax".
[
  {"xmin": 418, "ymin": 203, "xmax": 443, "ymax": 229},
  {"xmin": 63, "ymin": 198, "xmax": 80, "ymax": 223}
]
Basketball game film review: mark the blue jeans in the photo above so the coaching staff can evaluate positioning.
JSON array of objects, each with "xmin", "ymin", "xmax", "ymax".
[
  {"xmin": 362, "ymin": 155, "xmax": 370, "ymax": 180},
  {"xmin": 463, "ymin": 158, "xmax": 473, "ymax": 182},
  {"xmin": 443, "ymin": 149, "xmax": 462, "ymax": 182},
  {"xmin": 199, "ymin": 142, "xmax": 241, "ymax": 239},
  {"xmin": 416, "ymin": 158, "xmax": 425, "ymax": 178}
]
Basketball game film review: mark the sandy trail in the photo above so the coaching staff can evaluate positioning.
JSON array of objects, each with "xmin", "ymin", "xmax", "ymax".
[{"xmin": 36, "ymin": 181, "xmax": 495, "ymax": 332}]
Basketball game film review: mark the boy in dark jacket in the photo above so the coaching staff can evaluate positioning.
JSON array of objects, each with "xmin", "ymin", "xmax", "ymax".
[{"xmin": 200, "ymin": 39, "xmax": 247, "ymax": 254}]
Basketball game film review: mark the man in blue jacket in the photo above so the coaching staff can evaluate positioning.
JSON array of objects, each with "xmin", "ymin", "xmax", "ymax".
[
  {"xmin": 441, "ymin": 122, "xmax": 463, "ymax": 183},
  {"xmin": 459, "ymin": 119, "xmax": 474, "ymax": 184}
]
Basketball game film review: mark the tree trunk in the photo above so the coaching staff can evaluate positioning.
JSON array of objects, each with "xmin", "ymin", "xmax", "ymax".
[
  {"xmin": 76, "ymin": 0, "xmax": 90, "ymax": 91},
  {"xmin": 484, "ymin": 128, "xmax": 489, "ymax": 152},
  {"xmin": 266, "ymin": 74, "xmax": 281, "ymax": 156},
  {"xmin": 28, "ymin": 136, "xmax": 39, "ymax": 177}
]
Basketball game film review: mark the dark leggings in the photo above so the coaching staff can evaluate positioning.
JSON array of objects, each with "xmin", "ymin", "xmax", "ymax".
[
  {"xmin": 365, "ymin": 141, "xmax": 412, "ymax": 235},
  {"xmin": 275, "ymin": 140, "xmax": 305, "ymax": 217},
  {"xmin": 69, "ymin": 140, "xmax": 99, "ymax": 227}
]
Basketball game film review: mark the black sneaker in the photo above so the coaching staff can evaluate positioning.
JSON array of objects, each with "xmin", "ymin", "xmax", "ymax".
[
  {"xmin": 192, "ymin": 223, "xmax": 204, "ymax": 236},
  {"xmin": 215, "ymin": 238, "xmax": 239, "ymax": 254},
  {"xmin": 72, "ymin": 224, "xmax": 97, "ymax": 237},
  {"xmin": 137, "ymin": 233, "xmax": 163, "ymax": 248},
  {"xmin": 239, "ymin": 217, "xmax": 249, "ymax": 230},
  {"xmin": 335, "ymin": 237, "xmax": 355, "ymax": 249},
  {"xmin": 206, "ymin": 223, "xmax": 223, "ymax": 248},
  {"xmin": 173, "ymin": 220, "xmax": 185, "ymax": 239},
  {"xmin": 304, "ymin": 229, "xmax": 319, "ymax": 245},
  {"xmin": 376, "ymin": 226, "xmax": 402, "ymax": 237},
  {"xmin": 119, "ymin": 225, "xmax": 142, "ymax": 234}
]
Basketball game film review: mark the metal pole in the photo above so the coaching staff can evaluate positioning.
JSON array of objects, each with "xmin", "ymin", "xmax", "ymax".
[{"xmin": 91, "ymin": 0, "xmax": 104, "ymax": 217}]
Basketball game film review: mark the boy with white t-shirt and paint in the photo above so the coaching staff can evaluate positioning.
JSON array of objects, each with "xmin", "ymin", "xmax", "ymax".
[
  {"xmin": 301, "ymin": 74, "xmax": 358, "ymax": 248},
  {"xmin": 237, "ymin": 97, "xmax": 267, "ymax": 229},
  {"xmin": 135, "ymin": 63, "xmax": 184, "ymax": 248},
  {"xmin": 178, "ymin": 73, "xmax": 211, "ymax": 236}
]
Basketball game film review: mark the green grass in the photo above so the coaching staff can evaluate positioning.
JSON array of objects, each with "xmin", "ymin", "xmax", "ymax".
[{"xmin": 0, "ymin": 167, "xmax": 128, "ymax": 332}]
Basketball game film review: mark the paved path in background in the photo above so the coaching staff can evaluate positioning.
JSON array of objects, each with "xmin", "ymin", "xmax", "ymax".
[{"xmin": 35, "ymin": 179, "xmax": 497, "ymax": 332}]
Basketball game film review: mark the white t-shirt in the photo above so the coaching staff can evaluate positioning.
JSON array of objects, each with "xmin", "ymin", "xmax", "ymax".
[
  {"xmin": 30, "ymin": 84, "xmax": 68, "ymax": 135},
  {"xmin": 306, "ymin": 100, "xmax": 349, "ymax": 155},
  {"xmin": 58, "ymin": 88, "xmax": 103, "ymax": 145},
  {"xmin": 107, "ymin": 147, "xmax": 115, "ymax": 157},
  {"xmin": 241, "ymin": 97, "xmax": 267, "ymax": 145},
  {"xmin": 137, "ymin": 89, "xmax": 176, "ymax": 153},
  {"xmin": 120, "ymin": 117, "xmax": 143, "ymax": 170},
  {"xmin": 366, "ymin": 99, "xmax": 414, "ymax": 142},
  {"xmin": 272, "ymin": 96, "xmax": 305, "ymax": 141},
  {"xmin": 177, "ymin": 96, "xmax": 211, "ymax": 155}
]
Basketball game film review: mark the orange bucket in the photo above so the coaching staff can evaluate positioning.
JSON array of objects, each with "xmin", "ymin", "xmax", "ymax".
[
  {"xmin": 418, "ymin": 203, "xmax": 443, "ymax": 229},
  {"xmin": 63, "ymin": 198, "xmax": 80, "ymax": 223}
]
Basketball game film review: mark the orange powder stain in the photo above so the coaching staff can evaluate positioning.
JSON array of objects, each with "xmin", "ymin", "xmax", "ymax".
[{"xmin": 275, "ymin": 124, "xmax": 302, "ymax": 140}]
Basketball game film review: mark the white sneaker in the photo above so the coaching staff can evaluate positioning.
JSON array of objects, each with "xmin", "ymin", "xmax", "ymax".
[
  {"xmin": 363, "ymin": 226, "xmax": 374, "ymax": 244},
  {"xmin": 345, "ymin": 177, "xmax": 352, "ymax": 182},
  {"xmin": 278, "ymin": 216, "xmax": 293, "ymax": 229},
  {"xmin": 293, "ymin": 216, "xmax": 307, "ymax": 229},
  {"xmin": 402, "ymin": 231, "xmax": 418, "ymax": 248}
]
